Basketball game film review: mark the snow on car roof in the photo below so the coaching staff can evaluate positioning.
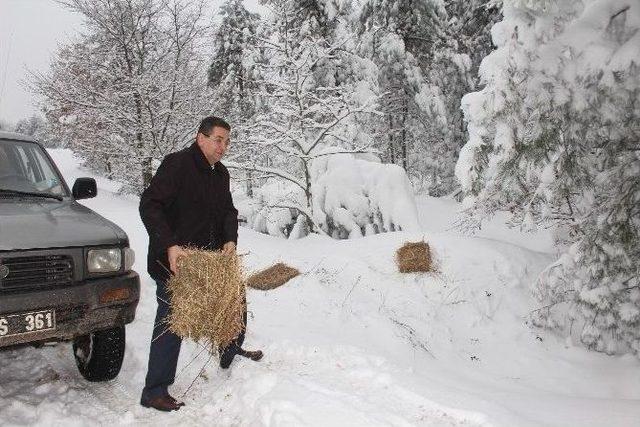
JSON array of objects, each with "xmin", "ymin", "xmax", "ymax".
[{"xmin": 0, "ymin": 131, "xmax": 37, "ymax": 143}]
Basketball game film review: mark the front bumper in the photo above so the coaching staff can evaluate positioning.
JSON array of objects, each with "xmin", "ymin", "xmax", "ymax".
[{"xmin": 0, "ymin": 271, "xmax": 140, "ymax": 348}]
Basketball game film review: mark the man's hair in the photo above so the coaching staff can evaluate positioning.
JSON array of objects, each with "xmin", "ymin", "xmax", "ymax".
[{"xmin": 197, "ymin": 116, "xmax": 231, "ymax": 136}]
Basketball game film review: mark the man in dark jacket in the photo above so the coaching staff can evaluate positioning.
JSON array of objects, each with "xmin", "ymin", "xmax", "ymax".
[{"xmin": 139, "ymin": 116, "xmax": 262, "ymax": 412}]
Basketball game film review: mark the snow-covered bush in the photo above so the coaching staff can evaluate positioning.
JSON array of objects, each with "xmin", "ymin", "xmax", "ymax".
[
  {"xmin": 244, "ymin": 179, "xmax": 308, "ymax": 239},
  {"xmin": 456, "ymin": 0, "xmax": 640, "ymax": 355},
  {"xmin": 240, "ymin": 153, "xmax": 420, "ymax": 239},
  {"xmin": 311, "ymin": 152, "xmax": 421, "ymax": 238}
]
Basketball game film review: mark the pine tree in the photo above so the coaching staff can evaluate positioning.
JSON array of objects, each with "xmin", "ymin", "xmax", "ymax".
[
  {"xmin": 428, "ymin": 0, "xmax": 500, "ymax": 195},
  {"xmin": 359, "ymin": 0, "xmax": 444, "ymax": 177},
  {"xmin": 208, "ymin": 0, "xmax": 263, "ymax": 196},
  {"xmin": 457, "ymin": 0, "xmax": 640, "ymax": 355},
  {"xmin": 208, "ymin": 0, "xmax": 261, "ymax": 118},
  {"xmin": 358, "ymin": 0, "xmax": 498, "ymax": 195}
]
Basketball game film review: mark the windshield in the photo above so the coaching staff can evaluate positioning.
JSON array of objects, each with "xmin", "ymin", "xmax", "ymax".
[{"xmin": 0, "ymin": 140, "xmax": 67, "ymax": 197}]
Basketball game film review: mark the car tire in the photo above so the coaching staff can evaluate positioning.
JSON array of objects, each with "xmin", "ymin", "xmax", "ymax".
[{"xmin": 73, "ymin": 326, "xmax": 126, "ymax": 382}]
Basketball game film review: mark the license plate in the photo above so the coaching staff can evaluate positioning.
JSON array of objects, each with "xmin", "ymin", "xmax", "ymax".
[{"xmin": 0, "ymin": 309, "xmax": 56, "ymax": 339}]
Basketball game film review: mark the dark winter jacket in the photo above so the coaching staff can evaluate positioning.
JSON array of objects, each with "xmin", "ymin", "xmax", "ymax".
[{"xmin": 139, "ymin": 142, "xmax": 238, "ymax": 282}]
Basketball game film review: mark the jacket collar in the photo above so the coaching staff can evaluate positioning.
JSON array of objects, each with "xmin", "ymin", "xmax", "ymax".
[{"xmin": 189, "ymin": 142, "xmax": 219, "ymax": 171}]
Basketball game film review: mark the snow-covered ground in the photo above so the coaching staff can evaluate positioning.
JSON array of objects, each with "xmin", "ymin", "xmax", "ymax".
[{"xmin": 1, "ymin": 149, "xmax": 639, "ymax": 427}]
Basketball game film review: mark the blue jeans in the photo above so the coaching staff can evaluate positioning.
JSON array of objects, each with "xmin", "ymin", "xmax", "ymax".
[{"xmin": 141, "ymin": 280, "xmax": 182, "ymax": 400}]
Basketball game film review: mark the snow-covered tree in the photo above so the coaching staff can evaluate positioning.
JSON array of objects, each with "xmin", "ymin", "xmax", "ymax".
[
  {"xmin": 289, "ymin": 0, "xmax": 352, "ymax": 39},
  {"xmin": 14, "ymin": 115, "xmax": 44, "ymax": 137},
  {"xmin": 208, "ymin": 0, "xmax": 264, "ymax": 197},
  {"xmin": 456, "ymin": 0, "xmax": 640, "ymax": 355},
  {"xmin": 445, "ymin": 0, "xmax": 501, "ymax": 77},
  {"xmin": 229, "ymin": 0, "xmax": 381, "ymax": 237},
  {"xmin": 358, "ymin": 0, "xmax": 499, "ymax": 195},
  {"xmin": 208, "ymin": 0, "xmax": 261, "ymax": 118},
  {"xmin": 31, "ymin": 0, "xmax": 213, "ymax": 193},
  {"xmin": 359, "ymin": 0, "xmax": 444, "ymax": 178},
  {"xmin": 423, "ymin": 0, "xmax": 500, "ymax": 195},
  {"xmin": 13, "ymin": 114, "xmax": 57, "ymax": 147}
]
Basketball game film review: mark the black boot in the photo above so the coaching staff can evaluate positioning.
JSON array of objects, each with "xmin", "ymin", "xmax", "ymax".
[{"xmin": 238, "ymin": 348, "xmax": 263, "ymax": 361}]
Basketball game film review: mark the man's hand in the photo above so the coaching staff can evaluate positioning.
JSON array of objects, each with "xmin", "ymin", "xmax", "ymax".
[
  {"xmin": 167, "ymin": 245, "xmax": 187, "ymax": 274},
  {"xmin": 222, "ymin": 241, "xmax": 236, "ymax": 255}
]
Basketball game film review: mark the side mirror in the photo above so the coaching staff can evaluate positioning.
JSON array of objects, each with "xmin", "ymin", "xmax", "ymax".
[{"xmin": 72, "ymin": 178, "xmax": 97, "ymax": 200}]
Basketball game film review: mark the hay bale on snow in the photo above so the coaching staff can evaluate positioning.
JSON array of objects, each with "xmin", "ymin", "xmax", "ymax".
[
  {"xmin": 247, "ymin": 263, "xmax": 300, "ymax": 290},
  {"xmin": 396, "ymin": 241, "xmax": 432, "ymax": 273},
  {"xmin": 167, "ymin": 248, "xmax": 245, "ymax": 350}
]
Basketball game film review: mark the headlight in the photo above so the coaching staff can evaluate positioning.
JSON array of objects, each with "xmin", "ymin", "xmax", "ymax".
[
  {"xmin": 87, "ymin": 248, "xmax": 122, "ymax": 273},
  {"xmin": 124, "ymin": 247, "xmax": 135, "ymax": 271}
]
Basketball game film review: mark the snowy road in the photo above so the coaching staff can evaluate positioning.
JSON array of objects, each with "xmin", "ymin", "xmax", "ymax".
[{"xmin": 1, "ymin": 149, "xmax": 639, "ymax": 427}]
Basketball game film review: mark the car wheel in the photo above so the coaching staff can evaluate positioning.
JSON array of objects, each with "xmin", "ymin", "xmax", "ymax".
[{"xmin": 73, "ymin": 326, "xmax": 126, "ymax": 382}]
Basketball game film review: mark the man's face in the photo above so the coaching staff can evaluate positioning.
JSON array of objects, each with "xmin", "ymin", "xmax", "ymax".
[{"xmin": 197, "ymin": 126, "xmax": 230, "ymax": 165}]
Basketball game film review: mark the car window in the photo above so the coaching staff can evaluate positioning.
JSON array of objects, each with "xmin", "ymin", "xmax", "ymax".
[{"xmin": 0, "ymin": 141, "xmax": 67, "ymax": 196}]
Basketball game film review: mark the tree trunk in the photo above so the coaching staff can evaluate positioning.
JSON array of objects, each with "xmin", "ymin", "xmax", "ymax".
[
  {"xmin": 388, "ymin": 114, "xmax": 395, "ymax": 164},
  {"xmin": 246, "ymin": 170, "xmax": 253, "ymax": 197},
  {"xmin": 105, "ymin": 156, "xmax": 113, "ymax": 180},
  {"xmin": 141, "ymin": 156, "xmax": 153, "ymax": 190},
  {"xmin": 401, "ymin": 97, "xmax": 408, "ymax": 171},
  {"xmin": 302, "ymin": 159, "xmax": 314, "ymax": 232}
]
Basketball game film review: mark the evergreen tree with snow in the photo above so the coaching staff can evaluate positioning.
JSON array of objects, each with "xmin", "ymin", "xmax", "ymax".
[
  {"xmin": 358, "ymin": 0, "xmax": 444, "ymax": 179},
  {"xmin": 445, "ymin": 0, "xmax": 501, "ymax": 77},
  {"xmin": 456, "ymin": 0, "xmax": 640, "ymax": 355},
  {"xmin": 208, "ymin": 0, "xmax": 264, "ymax": 197},
  {"xmin": 284, "ymin": 0, "xmax": 353, "ymax": 41},
  {"xmin": 208, "ymin": 0, "xmax": 261, "ymax": 118},
  {"xmin": 428, "ymin": 0, "xmax": 500, "ymax": 195},
  {"xmin": 358, "ymin": 0, "xmax": 499, "ymax": 195}
]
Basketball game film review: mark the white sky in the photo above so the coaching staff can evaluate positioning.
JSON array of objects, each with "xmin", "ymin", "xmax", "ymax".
[
  {"xmin": 0, "ymin": 0, "xmax": 82, "ymax": 125},
  {"xmin": 0, "ymin": 0, "xmax": 262, "ymax": 127}
]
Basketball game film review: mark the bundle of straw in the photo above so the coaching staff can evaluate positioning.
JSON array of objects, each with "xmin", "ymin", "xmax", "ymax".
[
  {"xmin": 167, "ymin": 248, "xmax": 246, "ymax": 350},
  {"xmin": 396, "ymin": 241, "xmax": 432, "ymax": 273},
  {"xmin": 246, "ymin": 263, "xmax": 300, "ymax": 290}
]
